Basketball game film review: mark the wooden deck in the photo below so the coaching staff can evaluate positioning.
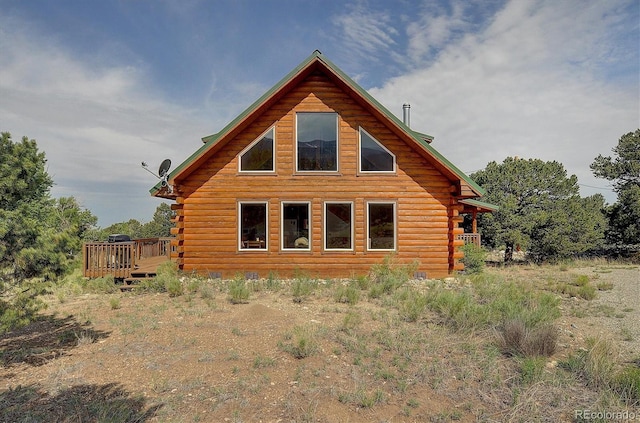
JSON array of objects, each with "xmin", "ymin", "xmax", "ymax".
[{"xmin": 82, "ymin": 238, "xmax": 172, "ymax": 282}]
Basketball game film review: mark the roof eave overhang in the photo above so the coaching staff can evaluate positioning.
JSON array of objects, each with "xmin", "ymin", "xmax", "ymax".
[{"xmin": 459, "ymin": 198, "xmax": 499, "ymax": 213}]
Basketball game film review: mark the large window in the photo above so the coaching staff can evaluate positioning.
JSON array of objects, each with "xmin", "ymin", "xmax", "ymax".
[
  {"xmin": 239, "ymin": 202, "xmax": 268, "ymax": 250},
  {"xmin": 367, "ymin": 202, "xmax": 396, "ymax": 250},
  {"xmin": 240, "ymin": 127, "xmax": 274, "ymax": 172},
  {"xmin": 296, "ymin": 113, "xmax": 338, "ymax": 171},
  {"xmin": 282, "ymin": 202, "xmax": 311, "ymax": 250},
  {"xmin": 360, "ymin": 127, "xmax": 395, "ymax": 172},
  {"xmin": 324, "ymin": 202, "xmax": 353, "ymax": 250}
]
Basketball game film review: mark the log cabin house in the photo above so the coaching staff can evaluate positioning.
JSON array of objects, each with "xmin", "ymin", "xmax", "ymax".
[{"xmin": 151, "ymin": 50, "xmax": 494, "ymax": 279}]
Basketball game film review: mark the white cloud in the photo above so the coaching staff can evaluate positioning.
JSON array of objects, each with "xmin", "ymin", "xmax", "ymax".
[
  {"xmin": 0, "ymin": 15, "xmax": 212, "ymax": 226},
  {"xmin": 333, "ymin": 4, "xmax": 398, "ymax": 54},
  {"xmin": 406, "ymin": 0, "xmax": 470, "ymax": 63},
  {"xmin": 330, "ymin": 2, "xmax": 406, "ymax": 75},
  {"xmin": 370, "ymin": 0, "xmax": 638, "ymax": 203}
]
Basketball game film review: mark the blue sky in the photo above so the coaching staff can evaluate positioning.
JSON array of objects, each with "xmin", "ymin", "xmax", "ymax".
[{"xmin": 1, "ymin": 0, "xmax": 638, "ymax": 227}]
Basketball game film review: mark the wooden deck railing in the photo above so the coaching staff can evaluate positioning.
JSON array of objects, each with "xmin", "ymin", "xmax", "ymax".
[
  {"xmin": 457, "ymin": 233, "xmax": 481, "ymax": 247},
  {"xmin": 83, "ymin": 238, "xmax": 172, "ymax": 279}
]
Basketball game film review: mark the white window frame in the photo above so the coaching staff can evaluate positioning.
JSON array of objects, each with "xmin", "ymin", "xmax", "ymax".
[
  {"xmin": 238, "ymin": 126, "xmax": 276, "ymax": 173},
  {"xmin": 359, "ymin": 127, "xmax": 396, "ymax": 173},
  {"xmin": 366, "ymin": 201, "xmax": 397, "ymax": 251},
  {"xmin": 238, "ymin": 201, "xmax": 269, "ymax": 251},
  {"xmin": 281, "ymin": 201, "xmax": 311, "ymax": 251},
  {"xmin": 324, "ymin": 201, "xmax": 354, "ymax": 251},
  {"xmin": 295, "ymin": 112, "xmax": 339, "ymax": 173}
]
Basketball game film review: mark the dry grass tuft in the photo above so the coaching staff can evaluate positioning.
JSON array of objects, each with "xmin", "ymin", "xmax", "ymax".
[{"xmin": 497, "ymin": 319, "xmax": 558, "ymax": 357}]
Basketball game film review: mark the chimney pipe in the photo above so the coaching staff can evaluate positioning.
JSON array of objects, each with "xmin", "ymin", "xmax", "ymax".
[{"xmin": 402, "ymin": 103, "xmax": 410, "ymax": 127}]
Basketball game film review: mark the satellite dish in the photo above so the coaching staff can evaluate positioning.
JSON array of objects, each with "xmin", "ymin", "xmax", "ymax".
[
  {"xmin": 141, "ymin": 159, "xmax": 173, "ymax": 194},
  {"xmin": 158, "ymin": 159, "xmax": 171, "ymax": 178}
]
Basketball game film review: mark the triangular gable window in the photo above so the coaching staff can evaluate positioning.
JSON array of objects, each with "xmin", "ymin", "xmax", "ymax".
[
  {"xmin": 359, "ymin": 128, "xmax": 395, "ymax": 173},
  {"xmin": 239, "ymin": 127, "xmax": 275, "ymax": 172}
]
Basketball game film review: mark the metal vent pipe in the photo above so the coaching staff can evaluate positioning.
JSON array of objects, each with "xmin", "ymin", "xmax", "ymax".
[{"xmin": 402, "ymin": 103, "xmax": 410, "ymax": 127}]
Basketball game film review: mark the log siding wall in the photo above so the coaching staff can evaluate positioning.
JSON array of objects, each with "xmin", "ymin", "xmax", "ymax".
[{"xmin": 174, "ymin": 72, "xmax": 462, "ymax": 279}]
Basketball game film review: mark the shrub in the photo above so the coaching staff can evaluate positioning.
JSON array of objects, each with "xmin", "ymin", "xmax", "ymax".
[
  {"xmin": 109, "ymin": 297, "xmax": 121, "ymax": 310},
  {"xmin": 561, "ymin": 337, "xmax": 616, "ymax": 390},
  {"xmin": 139, "ymin": 260, "xmax": 181, "ymax": 295},
  {"xmin": 368, "ymin": 255, "xmax": 417, "ymax": 299},
  {"xmin": 394, "ymin": 288, "xmax": 427, "ymax": 322},
  {"xmin": 572, "ymin": 274, "xmax": 590, "ymax": 286},
  {"xmin": 228, "ymin": 275, "xmax": 250, "ymax": 304},
  {"xmin": 340, "ymin": 311, "xmax": 362, "ymax": 333},
  {"xmin": 577, "ymin": 283, "xmax": 596, "ymax": 300},
  {"xmin": 164, "ymin": 277, "xmax": 184, "ymax": 298},
  {"xmin": 596, "ymin": 281, "xmax": 614, "ymax": 291},
  {"xmin": 613, "ymin": 366, "xmax": 640, "ymax": 405},
  {"xmin": 291, "ymin": 273, "xmax": 317, "ymax": 303},
  {"xmin": 137, "ymin": 277, "xmax": 166, "ymax": 293},
  {"xmin": 265, "ymin": 271, "xmax": 281, "ymax": 291},
  {"xmin": 84, "ymin": 275, "xmax": 118, "ymax": 294},
  {"xmin": 334, "ymin": 283, "xmax": 360, "ymax": 305},
  {"xmin": 279, "ymin": 324, "xmax": 320, "ymax": 359},
  {"xmin": 460, "ymin": 243, "xmax": 487, "ymax": 274},
  {"xmin": 518, "ymin": 356, "xmax": 546, "ymax": 384}
]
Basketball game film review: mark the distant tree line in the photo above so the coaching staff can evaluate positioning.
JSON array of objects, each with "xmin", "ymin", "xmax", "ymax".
[{"xmin": 83, "ymin": 202, "xmax": 174, "ymax": 242}]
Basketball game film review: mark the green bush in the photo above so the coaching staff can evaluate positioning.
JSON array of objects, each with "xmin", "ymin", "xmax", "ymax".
[
  {"xmin": 109, "ymin": 297, "xmax": 121, "ymax": 310},
  {"xmin": 460, "ymin": 243, "xmax": 487, "ymax": 274},
  {"xmin": 228, "ymin": 275, "xmax": 250, "ymax": 304},
  {"xmin": 164, "ymin": 277, "xmax": 184, "ymax": 298},
  {"xmin": 279, "ymin": 324, "xmax": 320, "ymax": 359},
  {"xmin": 368, "ymin": 255, "xmax": 417, "ymax": 299},
  {"xmin": 153, "ymin": 261, "xmax": 182, "ymax": 297},
  {"xmin": 393, "ymin": 288, "xmax": 427, "ymax": 322},
  {"xmin": 291, "ymin": 273, "xmax": 317, "ymax": 303},
  {"xmin": 334, "ymin": 283, "xmax": 360, "ymax": 305},
  {"xmin": 84, "ymin": 275, "xmax": 119, "ymax": 294},
  {"xmin": 613, "ymin": 366, "xmax": 640, "ymax": 405},
  {"xmin": 518, "ymin": 356, "xmax": 546, "ymax": 384}
]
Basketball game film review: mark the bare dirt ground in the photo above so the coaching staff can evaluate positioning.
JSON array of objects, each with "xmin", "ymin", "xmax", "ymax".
[{"xmin": 0, "ymin": 264, "xmax": 638, "ymax": 422}]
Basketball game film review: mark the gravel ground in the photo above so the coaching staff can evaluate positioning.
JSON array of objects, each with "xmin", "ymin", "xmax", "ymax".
[{"xmin": 561, "ymin": 266, "xmax": 640, "ymax": 359}]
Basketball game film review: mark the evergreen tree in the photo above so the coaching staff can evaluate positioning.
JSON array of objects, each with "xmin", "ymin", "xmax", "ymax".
[
  {"xmin": 591, "ymin": 129, "xmax": 640, "ymax": 246},
  {"xmin": 0, "ymin": 133, "xmax": 97, "ymax": 332},
  {"xmin": 472, "ymin": 157, "xmax": 606, "ymax": 262}
]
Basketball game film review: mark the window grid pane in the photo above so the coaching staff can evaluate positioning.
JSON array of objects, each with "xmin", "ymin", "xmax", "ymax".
[
  {"xmin": 360, "ymin": 128, "xmax": 394, "ymax": 172},
  {"xmin": 240, "ymin": 203, "xmax": 267, "ymax": 250},
  {"xmin": 240, "ymin": 128, "xmax": 274, "ymax": 171},
  {"xmin": 297, "ymin": 113, "xmax": 337, "ymax": 171},
  {"xmin": 282, "ymin": 203, "xmax": 310, "ymax": 250},
  {"xmin": 325, "ymin": 203, "xmax": 352, "ymax": 250},
  {"xmin": 368, "ymin": 203, "xmax": 395, "ymax": 250}
]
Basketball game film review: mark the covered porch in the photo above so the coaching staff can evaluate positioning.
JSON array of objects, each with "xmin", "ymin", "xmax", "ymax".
[{"xmin": 457, "ymin": 199, "xmax": 499, "ymax": 247}]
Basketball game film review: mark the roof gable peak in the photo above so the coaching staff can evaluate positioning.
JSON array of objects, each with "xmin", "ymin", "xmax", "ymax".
[{"xmin": 152, "ymin": 50, "xmax": 484, "ymax": 198}]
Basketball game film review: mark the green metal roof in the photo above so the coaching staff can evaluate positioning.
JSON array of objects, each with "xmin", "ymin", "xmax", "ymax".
[
  {"xmin": 459, "ymin": 198, "xmax": 500, "ymax": 211},
  {"xmin": 151, "ymin": 50, "xmax": 486, "ymax": 197}
]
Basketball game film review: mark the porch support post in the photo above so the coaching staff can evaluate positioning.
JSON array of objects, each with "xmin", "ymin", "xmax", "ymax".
[{"xmin": 472, "ymin": 210, "xmax": 478, "ymax": 234}]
